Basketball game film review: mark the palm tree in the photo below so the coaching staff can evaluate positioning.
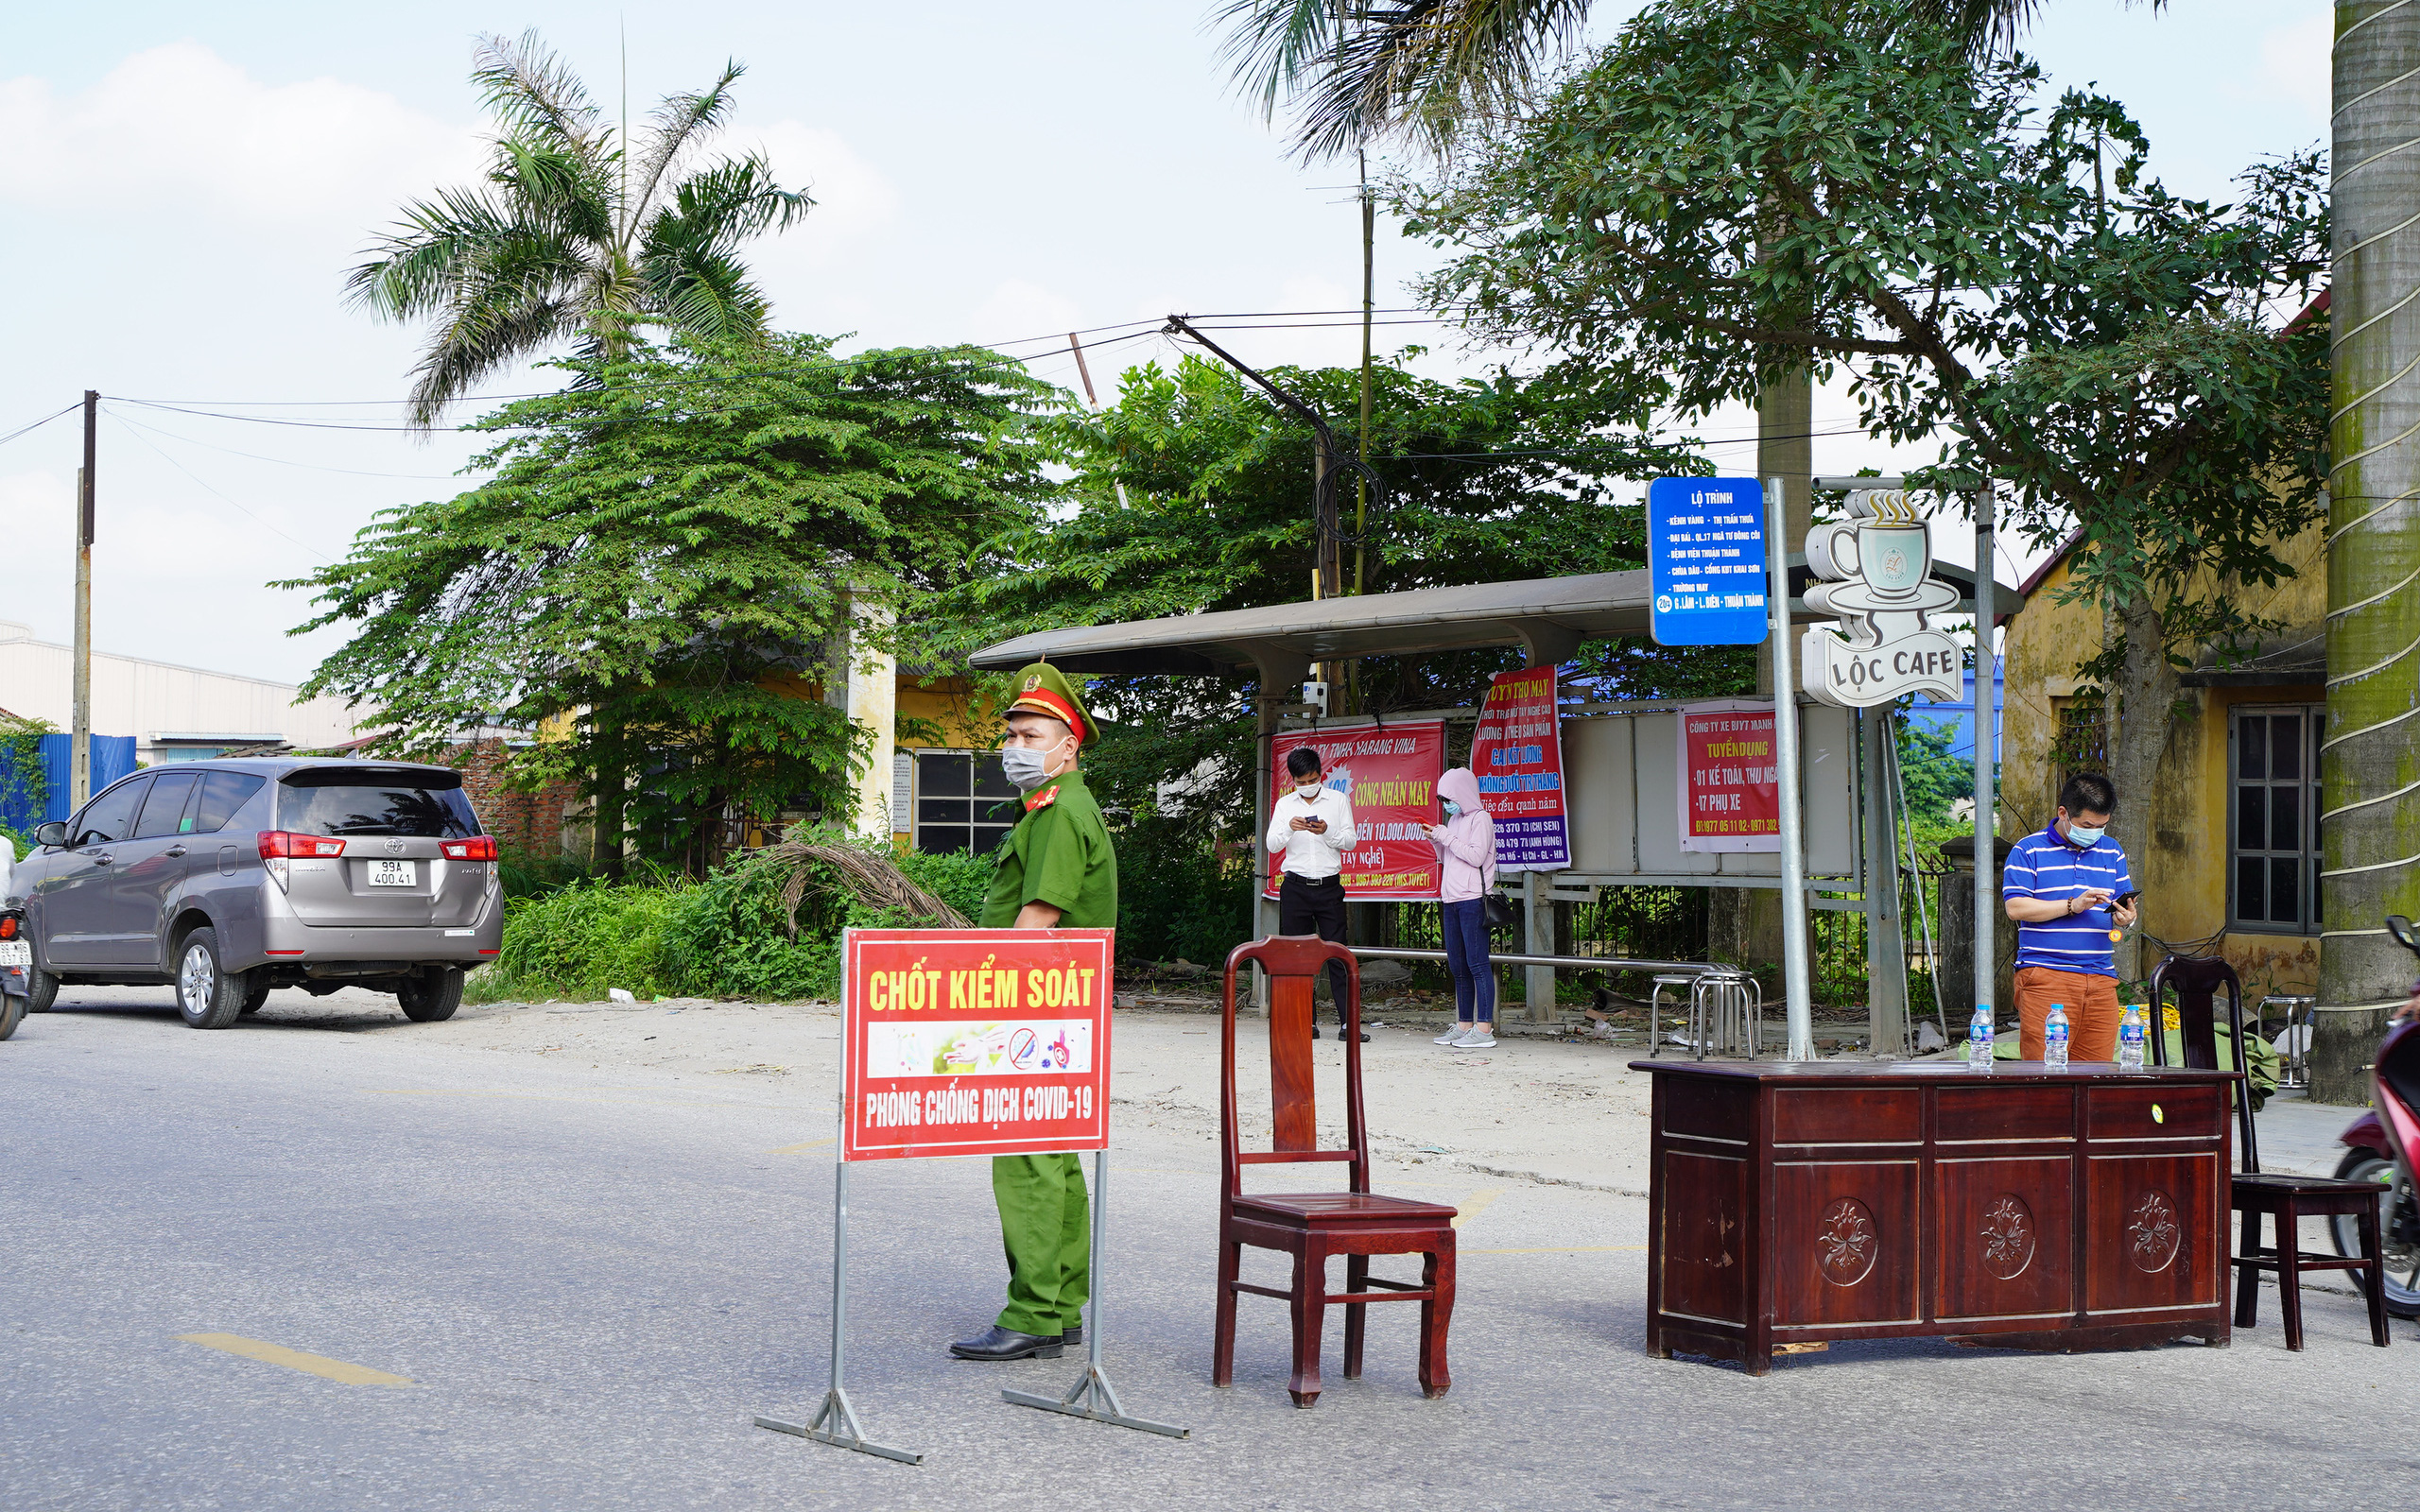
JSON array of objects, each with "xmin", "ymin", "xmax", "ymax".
[{"xmin": 347, "ymin": 30, "xmax": 812, "ymax": 427}]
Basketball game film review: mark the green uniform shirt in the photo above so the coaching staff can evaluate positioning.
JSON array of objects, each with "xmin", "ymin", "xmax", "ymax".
[{"xmin": 979, "ymin": 769, "xmax": 1117, "ymax": 930}]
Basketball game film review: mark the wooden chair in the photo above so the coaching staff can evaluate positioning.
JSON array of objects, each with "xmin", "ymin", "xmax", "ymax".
[
  {"xmin": 1215, "ymin": 935, "xmax": 1457, "ymax": 1407},
  {"xmin": 2149, "ymin": 954, "xmax": 2390, "ymax": 1349}
]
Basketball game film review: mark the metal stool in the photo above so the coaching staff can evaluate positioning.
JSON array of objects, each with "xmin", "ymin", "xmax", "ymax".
[
  {"xmin": 1689, "ymin": 973, "xmax": 1764, "ymax": 1060},
  {"xmin": 1645, "ymin": 975, "xmax": 1694, "ymax": 1057},
  {"xmin": 2256, "ymin": 995, "xmax": 2315, "ymax": 1089}
]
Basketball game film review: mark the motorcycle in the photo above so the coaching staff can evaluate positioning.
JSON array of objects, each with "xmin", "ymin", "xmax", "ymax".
[
  {"xmin": 0, "ymin": 899, "xmax": 28, "ymax": 1041},
  {"xmin": 2328, "ymin": 913, "xmax": 2420, "ymax": 1318}
]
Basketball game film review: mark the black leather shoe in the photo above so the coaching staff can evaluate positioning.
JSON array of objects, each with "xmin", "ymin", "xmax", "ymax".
[
  {"xmin": 1059, "ymin": 1324, "xmax": 1084, "ymax": 1348},
  {"xmin": 949, "ymin": 1326, "xmax": 1063, "ymax": 1362},
  {"xmin": 1339, "ymin": 1028, "xmax": 1371, "ymax": 1041},
  {"xmin": 1310, "ymin": 1025, "xmax": 1322, "ymax": 1039}
]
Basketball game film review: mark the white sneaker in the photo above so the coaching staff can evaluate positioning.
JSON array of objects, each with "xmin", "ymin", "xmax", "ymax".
[
  {"xmin": 1454, "ymin": 1027, "xmax": 1496, "ymax": 1049},
  {"xmin": 1434, "ymin": 1026, "xmax": 1469, "ymax": 1044}
]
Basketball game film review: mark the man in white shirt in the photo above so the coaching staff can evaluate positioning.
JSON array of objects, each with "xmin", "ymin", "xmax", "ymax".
[{"xmin": 1265, "ymin": 746, "xmax": 1364, "ymax": 1040}]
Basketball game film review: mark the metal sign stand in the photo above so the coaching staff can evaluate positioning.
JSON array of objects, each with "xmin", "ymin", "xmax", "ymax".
[
  {"xmin": 753, "ymin": 1160, "xmax": 925, "ymax": 1466},
  {"xmin": 1767, "ymin": 474, "xmax": 1817, "ymax": 1062},
  {"xmin": 1001, "ymin": 1150, "xmax": 1189, "ymax": 1438}
]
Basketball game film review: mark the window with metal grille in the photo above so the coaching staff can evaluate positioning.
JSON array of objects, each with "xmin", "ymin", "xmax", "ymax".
[
  {"xmin": 2229, "ymin": 705, "xmax": 2323, "ymax": 935},
  {"xmin": 912, "ymin": 749, "xmax": 1018, "ymax": 855}
]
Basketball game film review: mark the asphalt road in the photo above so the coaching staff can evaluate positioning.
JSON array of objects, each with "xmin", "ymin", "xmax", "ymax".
[{"xmin": 5, "ymin": 988, "xmax": 2415, "ymax": 1512}]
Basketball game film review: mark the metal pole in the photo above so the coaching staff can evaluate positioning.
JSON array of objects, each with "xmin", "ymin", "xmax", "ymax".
[
  {"xmin": 1972, "ymin": 486, "xmax": 1997, "ymax": 1030},
  {"xmin": 73, "ymin": 391, "xmax": 95, "ymax": 809},
  {"xmin": 1088, "ymin": 1150, "xmax": 1106, "ymax": 1376},
  {"xmin": 1768, "ymin": 475, "xmax": 1815, "ymax": 1061},
  {"xmin": 753, "ymin": 1012, "xmax": 923, "ymax": 1463},
  {"xmin": 1861, "ymin": 708, "xmax": 1909, "ymax": 1056},
  {"xmin": 1001, "ymin": 1148, "xmax": 1187, "ymax": 1437},
  {"xmin": 830, "ymin": 1160, "xmax": 848, "ymax": 1398}
]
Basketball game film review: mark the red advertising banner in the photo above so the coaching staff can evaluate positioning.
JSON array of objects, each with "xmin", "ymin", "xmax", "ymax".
[
  {"xmin": 1676, "ymin": 701, "xmax": 1781, "ymax": 852},
  {"xmin": 840, "ymin": 928, "xmax": 1114, "ymax": 1161},
  {"xmin": 1265, "ymin": 719, "xmax": 1446, "ymax": 900},
  {"xmin": 1467, "ymin": 667, "xmax": 1570, "ymax": 873}
]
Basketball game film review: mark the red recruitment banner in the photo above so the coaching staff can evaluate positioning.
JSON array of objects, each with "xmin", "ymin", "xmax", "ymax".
[
  {"xmin": 1468, "ymin": 667, "xmax": 1570, "ymax": 872},
  {"xmin": 840, "ymin": 928, "xmax": 1114, "ymax": 1162},
  {"xmin": 1676, "ymin": 701, "xmax": 1781, "ymax": 852},
  {"xmin": 1265, "ymin": 719, "xmax": 1446, "ymax": 900}
]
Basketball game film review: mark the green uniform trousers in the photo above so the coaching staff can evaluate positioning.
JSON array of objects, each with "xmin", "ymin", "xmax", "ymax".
[{"xmin": 993, "ymin": 1152, "xmax": 1090, "ymax": 1336}]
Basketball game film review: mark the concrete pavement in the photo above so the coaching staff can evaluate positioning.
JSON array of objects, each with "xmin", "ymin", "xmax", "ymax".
[{"xmin": 3, "ymin": 986, "xmax": 2414, "ymax": 1511}]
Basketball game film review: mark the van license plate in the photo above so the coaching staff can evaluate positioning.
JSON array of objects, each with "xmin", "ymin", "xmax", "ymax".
[
  {"xmin": 368, "ymin": 860, "xmax": 417, "ymax": 887},
  {"xmin": 0, "ymin": 941, "xmax": 27, "ymax": 966}
]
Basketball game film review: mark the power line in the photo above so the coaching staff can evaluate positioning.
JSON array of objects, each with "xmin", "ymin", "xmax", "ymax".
[
  {"xmin": 103, "ymin": 412, "xmax": 342, "ymax": 563},
  {"xmin": 0, "ymin": 402, "xmax": 80, "ymax": 451}
]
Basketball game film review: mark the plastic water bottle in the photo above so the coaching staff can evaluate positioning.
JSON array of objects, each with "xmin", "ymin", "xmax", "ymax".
[
  {"xmin": 1966, "ymin": 1005, "xmax": 1995, "ymax": 1072},
  {"xmin": 2045, "ymin": 1004, "xmax": 2070, "ymax": 1069},
  {"xmin": 2118, "ymin": 1005, "xmax": 2147, "ymax": 1071}
]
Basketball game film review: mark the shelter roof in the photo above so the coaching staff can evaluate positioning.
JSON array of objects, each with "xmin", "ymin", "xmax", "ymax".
[{"xmin": 971, "ymin": 561, "xmax": 2021, "ymax": 680}]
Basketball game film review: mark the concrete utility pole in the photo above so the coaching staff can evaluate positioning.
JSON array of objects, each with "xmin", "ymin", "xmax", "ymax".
[
  {"xmin": 73, "ymin": 389, "xmax": 95, "ymax": 809},
  {"xmin": 2316, "ymin": 0, "xmax": 2420, "ymax": 1101}
]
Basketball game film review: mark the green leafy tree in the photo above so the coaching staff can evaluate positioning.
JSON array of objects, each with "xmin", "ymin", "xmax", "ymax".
[
  {"xmin": 290, "ymin": 335, "xmax": 1056, "ymax": 871},
  {"xmin": 948, "ymin": 351, "xmax": 1703, "ymax": 960},
  {"xmin": 1399, "ymin": 0, "xmax": 2327, "ymax": 955},
  {"xmin": 347, "ymin": 30, "xmax": 812, "ymax": 427},
  {"xmin": 1895, "ymin": 715, "xmax": 1976, "ymax": 826}
]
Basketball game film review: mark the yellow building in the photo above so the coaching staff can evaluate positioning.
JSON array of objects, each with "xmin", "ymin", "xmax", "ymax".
[{"xmin": 1999, "ymin": 525, "xmax": 2325, "ymax": 998}]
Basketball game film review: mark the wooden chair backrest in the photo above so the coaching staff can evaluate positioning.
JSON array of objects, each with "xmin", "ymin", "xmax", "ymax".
[
  {"xmin": 1219, "ymin": 935, "xmax": 1370, "ymax": 1204},
  {"xmin": 2148, "ymin": 953, "xmax": 2257, "ymax": 1173}
]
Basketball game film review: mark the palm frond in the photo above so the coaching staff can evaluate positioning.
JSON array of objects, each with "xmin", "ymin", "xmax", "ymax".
[
  {"xmin": 763, "ymin": 825, "xmax": 971, "ymax": 932},
  {"xmin": 1905, "ymin": 0, "xmax": 2168, "ymax": 56},
  {"xmin": 472, "ymin": 29, "xmax": 604, "ymax": 149},
  {"xmin": 627, "ymin": 60, "xmax": 747, "ymax": 224},
  {"xmin": 1219, "ymin": 0, "xmax": 1591, "ymax": 160}
]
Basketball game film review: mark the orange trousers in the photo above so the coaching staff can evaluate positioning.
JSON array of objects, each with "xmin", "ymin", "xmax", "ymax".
[{"xmin": 2014, "ymin": 966, "xmax": 2121, "ymax": 1062}]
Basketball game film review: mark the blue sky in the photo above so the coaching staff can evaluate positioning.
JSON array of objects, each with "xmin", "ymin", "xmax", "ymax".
[{"xmin": 0, "ymin": 1, "xmax": 2330, "ymax": 690}]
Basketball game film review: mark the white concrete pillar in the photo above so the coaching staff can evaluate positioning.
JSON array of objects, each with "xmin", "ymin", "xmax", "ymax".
[{"xmin": 825, "ymin": 597, "xmax": 896, "ymax": 844}]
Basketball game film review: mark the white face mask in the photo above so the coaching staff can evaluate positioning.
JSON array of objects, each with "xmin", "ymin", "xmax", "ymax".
[
  {"xmin": 1002, "ymin": 735, "xmax": 1073, "ymax": 792},
  {"xmin": 1295, "ymin": 778, "xmax": 1322, "ymax": 796}
]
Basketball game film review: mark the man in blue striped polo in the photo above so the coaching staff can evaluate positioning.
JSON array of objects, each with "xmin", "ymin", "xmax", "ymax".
[{"xmin": 2000, "ymin": 772, "xmax": 2139, "ymax": 1062}]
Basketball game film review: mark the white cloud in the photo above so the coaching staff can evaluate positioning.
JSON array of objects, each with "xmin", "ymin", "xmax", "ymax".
[
  {"xmin": 0, "ymin": 42, "xmax": 481, "ymax": 227},
  {"xmin": 2255, "ymin": 10, "xmax": 2330, "ymax": 123}
]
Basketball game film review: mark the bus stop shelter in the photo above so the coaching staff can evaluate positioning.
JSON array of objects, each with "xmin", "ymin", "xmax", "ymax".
[{"xmin": 972, "ymin": 559, "xmax": 2018, "ymax": 1052}]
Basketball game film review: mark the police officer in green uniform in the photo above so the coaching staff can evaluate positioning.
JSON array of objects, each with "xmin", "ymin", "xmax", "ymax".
[{"xmin": 949, "ymin": 662, "xmax": 1119, "ymax": 1363}]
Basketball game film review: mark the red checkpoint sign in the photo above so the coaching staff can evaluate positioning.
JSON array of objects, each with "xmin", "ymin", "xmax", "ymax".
[{"xmin": 840, "ymin": 928, "xmax": 1114, "ymax": 1162}]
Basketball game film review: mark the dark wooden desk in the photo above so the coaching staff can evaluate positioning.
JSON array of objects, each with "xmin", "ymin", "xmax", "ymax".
[{"xmin": 1634, "ymin": 1060, "xmax": 2236, "ymax": 1374}]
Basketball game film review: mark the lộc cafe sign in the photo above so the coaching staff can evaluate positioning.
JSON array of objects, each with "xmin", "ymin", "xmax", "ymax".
[{"xmin": 1800, "ymin": 489, "xmax": 1964, "ymax": 708}]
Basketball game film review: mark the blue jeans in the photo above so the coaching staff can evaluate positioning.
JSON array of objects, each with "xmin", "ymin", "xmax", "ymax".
[{"xmin": 1442, "ymin": 899, "xmax": 1495, "ymax": 1023}]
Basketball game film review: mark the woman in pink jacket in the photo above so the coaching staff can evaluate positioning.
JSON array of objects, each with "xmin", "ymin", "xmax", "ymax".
[{"xmin": 1424, "ymin": 766, "xmax": 1497, "ymax": 1049}]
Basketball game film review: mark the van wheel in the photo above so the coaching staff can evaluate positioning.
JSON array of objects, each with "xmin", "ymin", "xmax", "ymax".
[
  {"xmin": 398, "ymin": 969, "xmax": 464, "ymax": 1023},
  {"xmin": 0, "ymin": 993, "xmax": 22, "ymax": 1041},
  {"xmin": 241, "ymin": 982, "xmax": 270, "ymax": 1015},
  {"xmin": 25, "ymin": 959, "xmax": 57, "ymax": 1013},
  {"xmin": 174, "ymin": 929, "xmax": 248, "ymax": 1030}
]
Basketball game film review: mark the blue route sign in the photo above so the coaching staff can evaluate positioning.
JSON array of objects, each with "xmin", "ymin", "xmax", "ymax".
[{"xmin": 1647, "ymin": 476, "xmax": 1770, "ymax": 646}]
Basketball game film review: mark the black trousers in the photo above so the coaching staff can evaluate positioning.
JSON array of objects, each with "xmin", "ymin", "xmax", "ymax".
[{"xmin": 1277, "ymin": 871, "xmax": 1352, "ymax": 1025}]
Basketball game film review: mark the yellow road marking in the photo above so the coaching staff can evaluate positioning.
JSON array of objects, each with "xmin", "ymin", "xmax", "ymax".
[
  {"xmin": 1464, "ymin": 1245, "xmax": 1648, "ymax": 1255},
  {"xmin": 1450, "ymin": 1187, "xmax": 1507, "ymax": 1228},
  {"xmin": 766, "ymin": 1138, "xmax": 836, "ymax": 1154},
  {"xmin": 176, "ymin": 1333, "xmax": 416, "ymax": 1386}
]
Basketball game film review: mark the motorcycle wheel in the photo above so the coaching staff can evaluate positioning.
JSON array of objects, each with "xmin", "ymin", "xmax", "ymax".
[
  {"xmin": 2331, "ymin": 1149, "xmax": 2420, "ymax": 1319},
  {"xmin": 0, "ymin": 991, "xmax": 21, "ymax": 1041}
]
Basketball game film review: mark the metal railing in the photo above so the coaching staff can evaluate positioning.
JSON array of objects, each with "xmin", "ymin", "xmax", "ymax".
[
  {"xmin": 1347, "ymin": 946, "xmax": 1748, "ymax": 978},
  {"xmin": 1345, "ymin": 947, "xmax": 1764, "ymax": 1058}
]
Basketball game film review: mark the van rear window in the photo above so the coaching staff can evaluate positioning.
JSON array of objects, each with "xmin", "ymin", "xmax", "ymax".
[{"xmin": 278, "ymin": 769, "xmax": 480, "ymax": 839}]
